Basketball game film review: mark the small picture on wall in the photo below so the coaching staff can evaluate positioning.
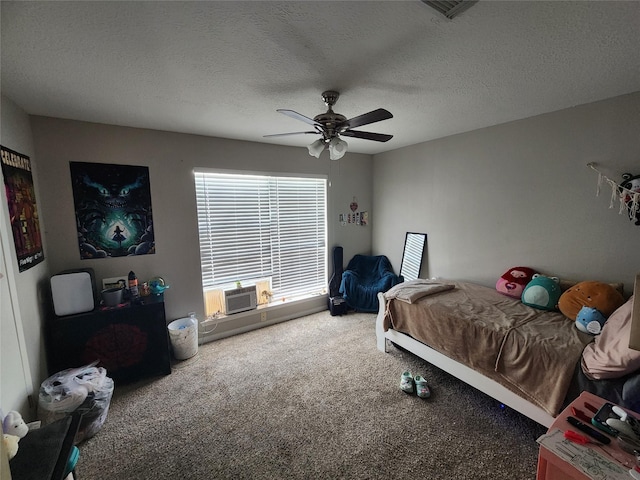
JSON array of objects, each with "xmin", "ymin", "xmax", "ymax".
[
  {"xmin": 70, "ymin": 162, "xmax": 155, "ymax": 259},
  {"xmin": 1, "ymin": 145, "xmax": 45, "ymax": 272}
]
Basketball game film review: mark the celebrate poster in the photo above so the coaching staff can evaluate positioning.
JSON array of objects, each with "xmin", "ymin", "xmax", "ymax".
[
  {"xmin": 70, "ymin": 162, "xmax": 155, "ymax": 259},
  {"xmin": 1, "ymin": 145, "xmax": 45, "ymax": 272}
]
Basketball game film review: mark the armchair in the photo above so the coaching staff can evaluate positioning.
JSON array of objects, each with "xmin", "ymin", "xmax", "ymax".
[{"xmin": 339, "ymin": 254, "xmax": 402, "ymax": 312}]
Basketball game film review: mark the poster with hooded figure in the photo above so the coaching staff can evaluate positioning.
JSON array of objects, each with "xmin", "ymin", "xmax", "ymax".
[
  {"xmin": 1, "ymin": 145, "xmax": 45, "ymax": 272},
  {"xmin": 70, "ymin": 162, "xmax": 155, "ymax": 259}
]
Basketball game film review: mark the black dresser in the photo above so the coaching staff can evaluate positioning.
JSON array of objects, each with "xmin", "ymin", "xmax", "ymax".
[{"xmin": 46, "ymin": 300, "xmax": 171, "ymax": 383}]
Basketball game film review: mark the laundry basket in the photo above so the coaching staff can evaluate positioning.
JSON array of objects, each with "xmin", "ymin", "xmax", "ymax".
[{"xmin": 167, "ymin": 313, "xmax": 198, "ymax": 360}]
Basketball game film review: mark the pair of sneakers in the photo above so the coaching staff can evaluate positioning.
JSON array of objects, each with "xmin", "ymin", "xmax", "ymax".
[{"xmin": 400, "ymin": 371, "xmax": 431, "ymax": 398}]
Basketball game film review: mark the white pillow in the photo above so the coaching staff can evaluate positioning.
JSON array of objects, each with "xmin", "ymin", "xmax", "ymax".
[{"xmin": 581, "ymin": 296, "xmax": 640, "ymax": 380}]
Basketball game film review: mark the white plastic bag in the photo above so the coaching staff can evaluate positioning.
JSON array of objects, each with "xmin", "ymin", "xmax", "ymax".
[{"xmin": 38, "ymin": 361, "xmax": 114, "ymax": 442}]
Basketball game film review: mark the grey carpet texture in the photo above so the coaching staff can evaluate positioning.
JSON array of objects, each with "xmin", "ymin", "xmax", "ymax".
[{"xmin": 75, "ymin": 310, "xmax": 547, "ymax": 479}]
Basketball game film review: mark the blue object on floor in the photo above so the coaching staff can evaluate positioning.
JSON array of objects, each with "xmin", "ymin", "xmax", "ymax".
[
  {"xmin": 339, "ymin": 254, "xmax": 402, "ymax": 312},
  {"xmin": 65, "ymin": 445, "xmax": 79, "ymax": 477}
]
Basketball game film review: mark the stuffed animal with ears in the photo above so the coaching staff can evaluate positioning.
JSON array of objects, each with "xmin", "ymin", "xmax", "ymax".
[
  {"xmin": 521, "ymin": 274, "xmax": 562, "ymax": 311},
  {"xmin": 2, "ymin": 411, "xmax": 28, "ymax": 439},
  {"xmin": 2, "ymin": 410, "xmax": 28, "ymax": 461},
  {"xmin": 496, "ymin": 266, "xmax": 537, "ymax": 298},
  {"xmin": 620, "ymin": 172, "xmax": 640, "ymax": 225},
  {"xmin": 575, "ymin": 306, "xmax": 608, "ymax": 335}
]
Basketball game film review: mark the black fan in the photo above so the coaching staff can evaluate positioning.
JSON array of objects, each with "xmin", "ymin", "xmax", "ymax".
[{"xmin": 264, "ymin": 91, "xmax": 393, "ymax": 158}]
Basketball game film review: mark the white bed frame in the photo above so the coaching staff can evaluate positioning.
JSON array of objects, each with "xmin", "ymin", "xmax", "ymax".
[{"xmin": 375, "ymin": 292, "xmax": 555, "ymax": 427}]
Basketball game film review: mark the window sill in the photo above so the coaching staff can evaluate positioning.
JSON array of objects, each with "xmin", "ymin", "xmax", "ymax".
[{"xmin": 200, "ymin": 293, "xmax": 327, "ymax": 327}]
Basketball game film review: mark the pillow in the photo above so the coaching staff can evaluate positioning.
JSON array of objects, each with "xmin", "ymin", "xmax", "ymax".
[
  {"xmin": 496, "ymin": 266, "xmax": 536, "ymax": 298},
  {"xmin": 558, "ymin": 281, "xmax": 625, "ymax": 321},
  {"xmin": 521, "ymin": 274, "xmax": 561, "ymax": 311},
  {"xmin": 581, "ymin": 296, "xmax": 640, "ymax": 380}
]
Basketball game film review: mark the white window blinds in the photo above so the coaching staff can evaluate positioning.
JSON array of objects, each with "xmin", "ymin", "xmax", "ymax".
[{"xmin": 194, "ymin": 171, "xmax": 327, "ymax": 300}]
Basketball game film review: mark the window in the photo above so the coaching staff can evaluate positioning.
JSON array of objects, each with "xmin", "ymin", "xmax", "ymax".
[{"xmin": 194, "ymin": 171, "xmax": 327, "ymax": 315}]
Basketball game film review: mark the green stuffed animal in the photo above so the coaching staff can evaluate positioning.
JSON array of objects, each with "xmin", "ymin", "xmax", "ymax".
[{"xmin": 522, "ymin": 274, "xmax": 561, "ymax": 311}]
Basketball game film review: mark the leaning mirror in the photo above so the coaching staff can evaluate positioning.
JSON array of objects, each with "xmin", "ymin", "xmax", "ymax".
[{"xmin": 399, "ymin": 232, "xmax": 427, "ymax": 281}]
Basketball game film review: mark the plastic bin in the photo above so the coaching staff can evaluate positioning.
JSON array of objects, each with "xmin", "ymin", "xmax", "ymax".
[{"xmin": 168, "ymin": 314, "xmax": 198, "ymax": 360}]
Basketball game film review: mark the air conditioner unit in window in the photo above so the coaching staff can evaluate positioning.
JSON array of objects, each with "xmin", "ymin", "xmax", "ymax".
[{"xmin": 224, "ymin": 286, "xmax": 258, "ymax": 315}]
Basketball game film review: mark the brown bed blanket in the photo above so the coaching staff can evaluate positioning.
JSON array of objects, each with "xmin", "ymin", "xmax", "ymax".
[{"xmin": 383, "ymin": 280, "xmax": 592, "ymax": 416}]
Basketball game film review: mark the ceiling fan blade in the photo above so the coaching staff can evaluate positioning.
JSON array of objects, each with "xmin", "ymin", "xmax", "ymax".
[
  {"xmin": 341, "ymin": 108, "xmax": 393, "ymax": 130},
  {"xmin": 277, "ymin": 109, "xmax": 322, "ymax": 127},
  {"xmin": 341, "ymin": 130, "xmax": 393, "ymax": 142},
  {"xmin": 263, "ymin": 131, "xmax": 318, "ymax": 138}
]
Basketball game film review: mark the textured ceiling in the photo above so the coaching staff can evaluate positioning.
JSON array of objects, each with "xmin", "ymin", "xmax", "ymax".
[{"xmin": 2, "ymin": 1, "xmax": 640, "ymax": 155}]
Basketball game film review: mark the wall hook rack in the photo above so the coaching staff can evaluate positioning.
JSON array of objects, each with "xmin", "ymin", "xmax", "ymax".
[{"xmin": 587, "ymin": 162, "xmax": 640, "ymax": 225}]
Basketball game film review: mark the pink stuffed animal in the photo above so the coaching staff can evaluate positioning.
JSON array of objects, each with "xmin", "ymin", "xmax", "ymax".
[{"xmin": 496, "ymin": 266, "xmax": 536, "ymax": 298}]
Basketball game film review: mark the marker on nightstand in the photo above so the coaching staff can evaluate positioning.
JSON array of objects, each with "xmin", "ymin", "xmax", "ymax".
[
  {"xmin": 567, "ymin": 416, "xmax": 611, "ymax": 444},
  {"xmin": 564, "ymin": 430, "xmax": 594, "ymax": 445},
  {"xmin": 584, "ymin": 402, "xmax": 598, "ymax": 414},
  {"xmin": 571, "ymin": 406, "xmax": 591, "ymax": 423}
]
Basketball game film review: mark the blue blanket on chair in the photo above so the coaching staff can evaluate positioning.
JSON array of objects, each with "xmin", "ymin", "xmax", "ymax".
[{"xmin": 339, "ymin": 254, "xmax": 402, "ymax": 312}]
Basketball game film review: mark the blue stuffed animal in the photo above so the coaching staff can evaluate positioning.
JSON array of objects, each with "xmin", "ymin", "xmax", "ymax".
[{"xmin": 575, "ymin": 306, "xmax": 607, "ymax": 334}]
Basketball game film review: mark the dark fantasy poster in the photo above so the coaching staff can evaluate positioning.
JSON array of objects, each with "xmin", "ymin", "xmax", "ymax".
[
  {"xmin": 70, "ymin": 162, "xmax": 155, "ymax": 259},
  {"xmin": 1, "ymin": 145, "xmax": 45, "ymax": 271}
]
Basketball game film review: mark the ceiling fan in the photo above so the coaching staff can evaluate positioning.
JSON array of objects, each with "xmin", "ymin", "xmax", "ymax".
[{"xmin": 264, "ymin": 91, "xmax": 393, "ymax": 160}]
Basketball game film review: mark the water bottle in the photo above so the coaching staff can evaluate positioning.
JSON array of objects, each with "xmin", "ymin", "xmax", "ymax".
[{"xmin": 128, "ymin": 271, "xmax": 139, "ymax": 298}]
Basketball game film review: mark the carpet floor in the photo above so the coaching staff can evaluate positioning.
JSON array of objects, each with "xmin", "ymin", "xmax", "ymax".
[{"xmin": 74, "ymin": 310, "xmax": 546, "ymax": 479}]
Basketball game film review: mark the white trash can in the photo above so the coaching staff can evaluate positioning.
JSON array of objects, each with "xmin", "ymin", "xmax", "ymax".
[{"xmin": 168, "ymin": 314, "xmax": 198, "ymax": 360}]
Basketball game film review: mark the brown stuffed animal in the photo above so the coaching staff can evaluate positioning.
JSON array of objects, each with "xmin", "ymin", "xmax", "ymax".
[{"xmin": 558, "ymin": 281, "xmax": 625, "ymax": 320}]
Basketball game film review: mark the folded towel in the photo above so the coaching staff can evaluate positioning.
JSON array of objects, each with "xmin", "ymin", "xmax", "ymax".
[{"xmin": 384, "ymin": 279, "xmax": 455, "ymax": 304}]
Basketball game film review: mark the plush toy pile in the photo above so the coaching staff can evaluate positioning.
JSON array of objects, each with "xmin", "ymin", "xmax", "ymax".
[{"xmin": 496, "ymin": 266, "xmax": 627, "ymax": 335}]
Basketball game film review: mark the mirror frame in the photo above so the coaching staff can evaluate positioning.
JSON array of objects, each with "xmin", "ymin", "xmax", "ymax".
[{"xmin": 399, "ymin": 232, "xmax": 427, "ymax": 281}]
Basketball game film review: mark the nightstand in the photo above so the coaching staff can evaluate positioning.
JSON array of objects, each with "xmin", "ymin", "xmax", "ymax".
[{"xmin": 536, "ymin": 391, "xmax": 636, "ymax": 480}]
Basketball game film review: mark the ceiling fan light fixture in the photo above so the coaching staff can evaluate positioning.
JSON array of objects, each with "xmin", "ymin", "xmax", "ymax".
[
  {"xmin": 307, "ymin": 138, "xmax": 326, "ymax": 158},
  {"xmin": 328, "ymin": 137, "xmax": 348, "ymax": 160},
  {"xmin": 267, "ymin": 91, "xmax": 392, "ymax": 157}
]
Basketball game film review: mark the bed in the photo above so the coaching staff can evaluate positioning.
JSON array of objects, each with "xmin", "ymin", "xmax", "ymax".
[{"xmin": 376, "ymin": 278, "xmax": 640, "ymax": 428}]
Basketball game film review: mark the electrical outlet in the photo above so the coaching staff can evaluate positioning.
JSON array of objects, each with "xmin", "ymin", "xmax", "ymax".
[{"xmin": 260, "ymin": 311, "xmax": 267, "ymax": 322}]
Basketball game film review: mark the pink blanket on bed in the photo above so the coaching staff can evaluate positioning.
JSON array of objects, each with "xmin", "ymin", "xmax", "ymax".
[{"xmin": 383, "ymin": 280, "xmax": 592, "ymax": 416}]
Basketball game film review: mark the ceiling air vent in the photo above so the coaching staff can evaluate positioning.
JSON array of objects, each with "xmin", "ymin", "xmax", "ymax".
[{"xmin": 421, "ymin": 1, "xmax": 478, "ymax": 19}]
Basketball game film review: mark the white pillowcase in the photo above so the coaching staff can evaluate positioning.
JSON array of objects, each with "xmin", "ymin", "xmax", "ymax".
[{"xmin": 581, "ymin": 295, "xmax": 640, "ymax": 380}]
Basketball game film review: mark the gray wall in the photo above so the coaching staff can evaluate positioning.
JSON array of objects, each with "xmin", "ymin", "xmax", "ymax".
[
  {"xmin": 373, "ymin": 92, "xmax": 640, "ymax": 292},
  {"xmin": 0, "ymin": 95, "xmax": 50, "ymax": 416},
  {"xmin": 30, "ymin": 117, "xmax": 374, "ymax": 336}
]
